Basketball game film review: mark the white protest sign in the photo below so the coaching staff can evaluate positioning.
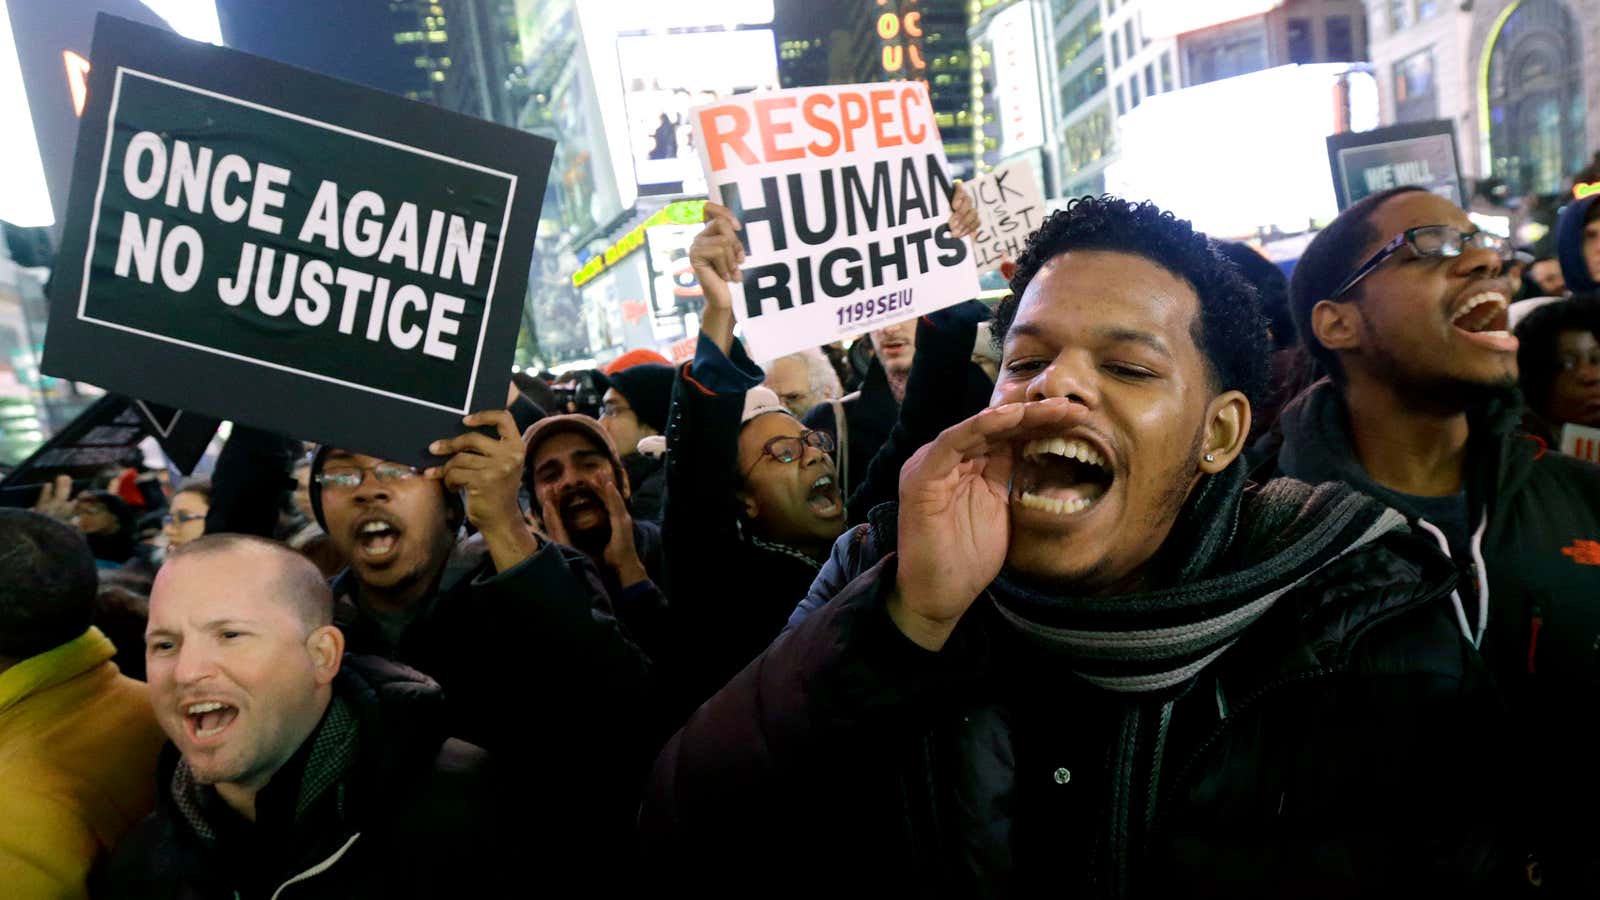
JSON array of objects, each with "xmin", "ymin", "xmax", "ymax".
[
  {"xmin": 966, "ymin": 158, "xmax": 1045, "ymax": 274},
  {"xmin": 691, "ymin": 81, "xmax": 980, "ymax": 361},
  {"xmin": 1560, "ymin": 423, "xmax": 1600, "ymax": 463}
]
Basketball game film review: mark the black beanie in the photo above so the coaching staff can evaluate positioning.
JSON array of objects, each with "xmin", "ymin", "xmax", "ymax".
[
  {"xmin": 595, "ymin": 363, "xmax": 674, "ymax": 435},
  {"xmin": 307, "ymin": 445, "xmax": 464, "ymax": 533}
]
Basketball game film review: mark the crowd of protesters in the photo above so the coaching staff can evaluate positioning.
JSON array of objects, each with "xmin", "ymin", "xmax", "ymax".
[{"xmin": 7, "ymin": 150, "xmax": 1600, "ymax": 900}]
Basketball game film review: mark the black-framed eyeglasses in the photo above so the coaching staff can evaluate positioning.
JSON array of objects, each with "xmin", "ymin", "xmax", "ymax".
[
  {"xmin": 742, "ymin": 429, "xmax": 835, "ymax": 479},
  {"xmin": 1330, "ymin": 225, "xmax": 1509, "ymax": 299},
  {"xmin": 315, "ymin": 462, "xmax": 420, "ymax": 490},
  {"xmin": 161, "ymin": 511, "xmax": 207, "ymax": 527}
]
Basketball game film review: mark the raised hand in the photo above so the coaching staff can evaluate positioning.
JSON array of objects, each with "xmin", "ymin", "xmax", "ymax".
[
  {"xmin": 690, "ymin": 201, "xmax": 744, "ymax": 353},
  {"xmin": 889, "ymin": 398, "xmax": 1079, "ymax": 651},
  {"xmin": 426, "ymin": 409, "xmax": 537, "ymax": 570},
  {"xmin": 948, "ymin": 179, "xmax": 980, "ymax": 240}
]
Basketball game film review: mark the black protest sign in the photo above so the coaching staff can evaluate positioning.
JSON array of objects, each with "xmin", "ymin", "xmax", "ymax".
[
  {"xmin": 1326, "ymin": 120, "xmax": 1463, "ymax": 211},
  {"xmin": 42, "ymin": 16, "xmax": 554, "ymax": 467},
  {"xmin": 0, "ymin": 394, "xmax": 222, "ymax": 506},
  {"xmin": 966, "ymin": 159, "xmax": 1045, "ymax": 274},
  {"xmin": 131, "ymin": 400, "xmax": 221, "ymax": 474}
]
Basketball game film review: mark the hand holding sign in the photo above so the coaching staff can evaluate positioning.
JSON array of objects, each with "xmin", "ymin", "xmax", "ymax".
[
  {"xmin": 426, "ymin": 409, "xmax": 537, "ymax": 572},
  {"xmin": 948, "ymin": 180, "xmax": 980, "ymax": 240}
]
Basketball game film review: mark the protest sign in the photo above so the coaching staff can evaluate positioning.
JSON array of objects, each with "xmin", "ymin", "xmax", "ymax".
[
  {"xmin": 965, "ymin": 158, "xmax": 1045, "ymax": 274},
  {"xmin": 0, "ymin": 393, "xmax": 217, "ymax": 506},
  {"xmin": 41, "ymin": 16, "xmax": 554, "ymax": 467},
  {"xmin": 1326, "ymin": 120, "xmax": 1463, "ymax": 211},
  {"xmin": 1561, "ymin": 423, "xmax": 1600, "ymax": 463},
  {"xmin": 692, "ymin": 81, "xmax": 980, "ymax": 361}
]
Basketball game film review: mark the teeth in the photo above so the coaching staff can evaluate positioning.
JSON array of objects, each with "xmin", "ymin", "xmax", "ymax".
[
  {"xmin": 1477, "ymin": 330, "xmax": 1512, "ymax": 338},
  {"xmin": 813, "ymin": 475, "xmax": 833, "ymax": 489},
  {"xmin": 196, "ymin": 723, "xmax": 229, "ymax": 738},
  {"xmin": 187, "ymin": 702, "xmax": 224, "ymax": 715},
  {"xmin": 361, "ymin": 522, "xmax": 392, "ymax": 534},
  {"xmin": 1453, "ymin": 292, "xmax": 1507, "ymax": 322},
  {"xmin": 1022, "ymin": 437, "xmax": 1108, "ymax": 470},
  {"xmin": 1017, "ymin": 491, "xmax": 1093, "ymax": 516}
]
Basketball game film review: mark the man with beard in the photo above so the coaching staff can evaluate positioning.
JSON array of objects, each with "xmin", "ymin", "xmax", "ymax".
[
  {"xmin": 524, "ymin": 414, "xmax": 669, "ymax": 658},
  {"xmin": 305, "ymin": 409, "xmax": 657, "ymax": 879},
  {"xmin": 642, "ymin": 196, "xmax": 1514, "ymax": 896},
  {"xmin": 98, "ymin": 535, "xmax": 508, "ymax": 898},
  {"xmin": 1273, "ymin": 186, "xmax": 1600, "ymax": 890}
]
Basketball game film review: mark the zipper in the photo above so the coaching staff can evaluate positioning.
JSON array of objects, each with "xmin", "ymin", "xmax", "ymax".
[{"xmin": 267, "ymin": 832, "xmax": 361, "ymax": 900}]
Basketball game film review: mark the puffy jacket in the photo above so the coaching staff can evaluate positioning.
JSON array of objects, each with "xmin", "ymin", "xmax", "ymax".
[
  {"xmin": 95, "ymin": 656, "xmax": 508, "ymax": 899},
  {"xmin": 644, "ymin": 493, "xmax": 1518, "ymax": 898}
]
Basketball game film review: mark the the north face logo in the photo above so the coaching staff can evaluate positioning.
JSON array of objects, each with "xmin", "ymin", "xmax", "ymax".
[{"xmin": 1561, "ymin": 540, "xmax": 1600, "ymax": 566}]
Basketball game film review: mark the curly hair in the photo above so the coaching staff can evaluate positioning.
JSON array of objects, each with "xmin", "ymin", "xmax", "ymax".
[
  {"xmin": 1514, "ymin": 294, "xmax": 1600, "ymax": 418},
  {"xmin": 991, "ymin": 195, "xmax": 1268, "ymax": 408}
]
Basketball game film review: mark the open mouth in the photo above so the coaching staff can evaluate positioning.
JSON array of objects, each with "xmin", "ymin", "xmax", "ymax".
[
  {"xmin": 355, "ymin": 518, "xmax": 402, "ymax": 561},
  {"xmin": 806, "ymin": 473, "xmax": 843, "ymax": 519},
  {"xmin": 1450, "ymin": 290, "xmax": 1517, "ymax": 350},
  {"xmin": 1013, "ymin": 436, "xmax": 1115, "ymax": 517},
  {"xmin": 184, "ymin": 700, "xmax": 239, "ymax": 743},
  {"xmin": 560, "ymin": 490, "xmax": 605, "ymax": 526}
]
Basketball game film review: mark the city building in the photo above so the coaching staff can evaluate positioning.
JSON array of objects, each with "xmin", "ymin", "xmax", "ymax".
[
  {"xmin": 1364, "ymin": 0, "xmax": 1600, "ymax": 198},
  {"xmin": 1052, "ymin": 0, "xmax": 1113, "ymax": 195}
]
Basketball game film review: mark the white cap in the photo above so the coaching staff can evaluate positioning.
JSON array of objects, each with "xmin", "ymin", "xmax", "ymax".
[{"xmin": 741, "ymin": 386, "xmax": 793, "ymax": 425}]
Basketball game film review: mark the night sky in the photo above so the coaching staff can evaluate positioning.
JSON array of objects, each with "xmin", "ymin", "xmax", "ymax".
[{"xmin": 214, "ymin": 0, "xmax": 421, "ymax": 96}]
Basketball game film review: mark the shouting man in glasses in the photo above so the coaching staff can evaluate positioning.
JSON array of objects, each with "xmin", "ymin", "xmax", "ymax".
[
  {"xmin": 304, "ymin": 417, "xmax": 658, "ymax": 885},
  {"xmin": 1273, "ymin": 186, "xmax": 1600, "ymax": 890},
  {"xmin": 653, "ymin": 202, "xmax": 848, "ymax": 713}
]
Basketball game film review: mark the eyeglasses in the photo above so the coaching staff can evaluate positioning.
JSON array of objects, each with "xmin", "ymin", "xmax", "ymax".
[
  {"xmin": 742, "ymin": 429, "xmax": 835, "ymax": 479},
  {"xmin": 161, "ymin": 511, "xmax": 206, "ymax": 527},
  {"xmin": 315, "ymin": 462, "xmax": 420, "ymax": 491},
  {"xmin": 599, "ymin": 401, "xmax": 633, "ymax": 419},
  {"xmin": 1331, "ymin": 225, "xmax": 1510, "ymax": 299}
]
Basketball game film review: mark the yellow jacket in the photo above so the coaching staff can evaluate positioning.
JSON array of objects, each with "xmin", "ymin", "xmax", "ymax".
[{"xmin": 0, "ymin": 627, "xmax": 165, "ymax": 899}]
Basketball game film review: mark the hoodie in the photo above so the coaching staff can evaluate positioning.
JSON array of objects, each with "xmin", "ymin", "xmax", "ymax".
[
  {"xmin": 1555, "ymin": 193, "xmax": 1599, "ymax": 295},
  {"xmin": 1275, "ymin": 379, "xmax": 1600, "ymax": 675}
]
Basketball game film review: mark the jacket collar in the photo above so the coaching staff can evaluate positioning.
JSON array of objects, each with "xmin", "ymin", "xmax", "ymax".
[
  {"xmin": 0, "ymin": 627, "xmax": 116, "ymax": 715},
  {"xmin": 1276, "ymin": 378, "xmax": 1532, "ymax": 523}
]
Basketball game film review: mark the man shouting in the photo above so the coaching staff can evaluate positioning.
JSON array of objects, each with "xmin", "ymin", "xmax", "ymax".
[{"xmin": 643, "ymin": 196, "xmax": 1514, "ymax": 897}]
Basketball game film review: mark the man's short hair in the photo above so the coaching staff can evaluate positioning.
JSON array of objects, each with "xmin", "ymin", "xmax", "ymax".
[
  {"xmin": 1515, "ymin": 295, "xmax": 1600, "ymax": 415},
  {"xmin": 173, "ymin": 475, "xmax": 212, "ymax": 502},
  {"xmin": 1288, "ymin": 186, "xmax": 1430, "ymax": 380},
  {"xmin": 992, "ymin": 195, "xmax": 1269, "ymax": 409},
  {"xmin": 166, "ymin": 534, "xmax": 333, "ymax": 630},
  {"xmin": 0, "ymin": 510, "xmax": 98, "ymax": 658},
  {"xmin": 1217, "ymin": 241, "xmax": 1293, "ymax": 351},
  {"xmin": 798, "ymin": 347, "xmax": 843, "ymax": 405}
]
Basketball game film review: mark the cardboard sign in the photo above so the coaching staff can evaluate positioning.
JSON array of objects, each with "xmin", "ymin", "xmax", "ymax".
[
  {"xmin": 966, "ymin": 159, "xmax": 1045, "ymax": 274},
  {"xmin": 1561, "ymin": 423, "xmax": 1600, "ymax": 463},
  {"xmin": 1326, "ymin": 120, "xmax": 1463, "ymax": 211},
  {"xmin": 692, "ymin": 82, "xmax": 980, "ymax": 361},
  {"xmin": 41, "ymin": 16, "xmax": 554, "ymax": 467},
  {"xmin": 0, "ymin": 393, "xmax": 218, "ymax": 506}
]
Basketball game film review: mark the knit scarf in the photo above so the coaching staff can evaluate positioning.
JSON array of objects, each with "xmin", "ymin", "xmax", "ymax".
[
  {"xmin": 988, "ymin": 460, "xmax": 1407, "ymax": 695},
  {"xmin": 172, "ymin": 697, "xmax": 360, "ymax": 845}
]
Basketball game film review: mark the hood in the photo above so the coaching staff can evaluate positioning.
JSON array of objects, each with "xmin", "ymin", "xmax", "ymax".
[
  {"xmin": 1276, "ymin": 379, "xmax": 1536, "ymax": 522},
  {"xmin": 1556, "ymin": 194, "xmax": 1600, "ymax": 294}
]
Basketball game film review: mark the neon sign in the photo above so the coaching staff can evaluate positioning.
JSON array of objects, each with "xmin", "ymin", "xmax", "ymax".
[
  {"xmin": 874, "ymin": 1, "xmax": 926, "ymax": 73},
  {"xmin": 1574, "ymin": 182, "xmax": 1600, "ymax": 200}
]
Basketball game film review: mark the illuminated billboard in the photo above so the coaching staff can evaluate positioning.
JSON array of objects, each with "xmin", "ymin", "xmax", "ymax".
[
  {"xmin": 1105, "ymin": 63, "xmax": 1378, "ymax": 238},
  {"xmin": 987, "ymin": 1, "xmax": 1045, "ymax": 157},
  {"xmin": 615, "ymin": 29, "xmax": 779, "ymax": 197}
]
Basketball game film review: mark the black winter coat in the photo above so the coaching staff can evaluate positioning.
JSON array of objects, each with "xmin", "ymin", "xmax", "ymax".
[
  {"xmin": 330, "ymin": 537, "xmax": 661, "ymax": 882},
  {"xmin": 95, "ymin": 656, "xmax": 508, "ymax": 899},
  {"xmin": 644, "ymin": 503, "xmax": 1517, "ymax": 898}
]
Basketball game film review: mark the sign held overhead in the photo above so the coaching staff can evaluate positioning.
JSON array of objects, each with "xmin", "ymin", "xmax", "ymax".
[
  {"xmin": 41, "ymin": 15, "xmax": 554, "ymax": 467},
  {"xmin": 692, "ymin": 81, "xmax": 980, "ymax": 360},
  {"xmin": 964, "ymin": 158, "xmax": 1045, "ymax": 274}
]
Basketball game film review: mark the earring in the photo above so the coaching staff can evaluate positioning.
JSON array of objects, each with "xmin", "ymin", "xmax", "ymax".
[{"xmin": 1204, "ymin": 453, "xmax": 1216, "ymax": 463}]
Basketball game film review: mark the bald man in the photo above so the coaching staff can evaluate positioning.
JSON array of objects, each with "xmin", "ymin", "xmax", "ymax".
[{"xmin": 98, "ymin": 535, "xmax": 509, "ymax": 898}]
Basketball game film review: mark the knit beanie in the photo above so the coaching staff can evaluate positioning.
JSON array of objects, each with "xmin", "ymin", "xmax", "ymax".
[{"xmin": 594, "ymin": 363, "xmax": 674, "ymax": 435}]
